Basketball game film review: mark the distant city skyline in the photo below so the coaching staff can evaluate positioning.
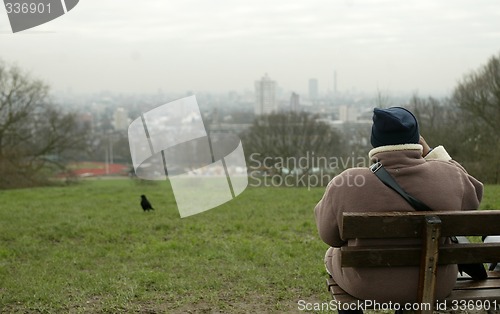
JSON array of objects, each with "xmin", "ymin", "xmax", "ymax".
[{"xmin": 1, "ymin": 1, "xmax": 500, "ymax": 96}]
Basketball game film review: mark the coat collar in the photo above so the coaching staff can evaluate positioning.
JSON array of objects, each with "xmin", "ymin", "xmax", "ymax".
[{"xmin": 368, "ymin": 144, "xmax": 423, "ymax": 160}]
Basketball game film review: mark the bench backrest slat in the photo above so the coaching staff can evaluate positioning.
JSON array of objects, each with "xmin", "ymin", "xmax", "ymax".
[
  {"xmin": 341, "ymin": 210, "xmax": 500, "ymax": 239},
  {"xmin": 341, "ymin": 243, "xmax": 500, "ymax": 267}
]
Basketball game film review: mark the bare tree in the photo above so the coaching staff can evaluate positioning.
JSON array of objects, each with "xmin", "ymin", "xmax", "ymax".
[
  {"xmin": 0, "ymin": 60, "xmax": 88, "ymax": 188},
  {"xmin": 375, "ymin": 88, "xmax": 393, "ymax": 108},
  {"xmin": 407, "ymin": 95, "xmax": 462, "ymax": 155},
  {"xmin": 452, "ymin": 53, "xmax": 500, "ymax": 183},
  {"xmin": 453, "ymin": 53, "xmax": 500, "ymax": 130},
  {"xmin": 241, "ymin": 112, "xmax": 344, "ymax": 186}
]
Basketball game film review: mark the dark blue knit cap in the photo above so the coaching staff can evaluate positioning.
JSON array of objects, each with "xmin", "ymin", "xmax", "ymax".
[{"xmin": 371, "ymin": 107, "xmax": 419, "ymax": 148}]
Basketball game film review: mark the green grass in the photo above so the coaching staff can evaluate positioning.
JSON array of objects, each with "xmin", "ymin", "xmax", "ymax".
[
  {"xmin": 480, "ymin": 184, "xmax": 500, "ymax": 210},
  {"xmin": 0, "ymin": 179, "xmax": 329, "ymax": 313},
  {"xmin": 0, "ymin": 181, "xmax": 498, "ymax": 313}
]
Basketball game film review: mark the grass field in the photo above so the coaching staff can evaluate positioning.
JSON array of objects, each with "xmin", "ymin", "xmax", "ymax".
[{"xmin": 0, "ymin": 181, "xmax": 499, "ymax": 313}]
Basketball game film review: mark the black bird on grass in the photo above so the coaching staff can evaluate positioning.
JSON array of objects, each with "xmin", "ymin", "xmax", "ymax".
[{"xmin": 140, "ymin": 194, "xmax": 154, "ymax": 212}]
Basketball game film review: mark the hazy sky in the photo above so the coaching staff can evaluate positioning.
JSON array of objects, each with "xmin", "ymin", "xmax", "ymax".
[{"xmin": 1, "ymin": 0, "xmax": 500, "ymax": 96}]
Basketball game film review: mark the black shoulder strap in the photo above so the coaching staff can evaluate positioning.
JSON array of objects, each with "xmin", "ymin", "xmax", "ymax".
[{"xmin": 370, "ymin": 162, "xmax": 433, "ymax": 212}]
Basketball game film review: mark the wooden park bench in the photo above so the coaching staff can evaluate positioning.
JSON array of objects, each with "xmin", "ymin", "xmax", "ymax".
[{"xmin": 326, "ymin": 210, "xmax": 500, "ymax": 313}]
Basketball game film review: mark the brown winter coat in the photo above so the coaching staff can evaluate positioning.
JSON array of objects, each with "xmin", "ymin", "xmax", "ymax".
[{"xmin": 314, "ymin": 144, "xmax": 483, "ymax": 303}]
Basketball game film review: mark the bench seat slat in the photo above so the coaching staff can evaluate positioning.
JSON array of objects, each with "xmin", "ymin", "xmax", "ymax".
[
  {"xmin": 457, "ymin": 271, "xmax": 500, "ymax": 280},
  {"xmin": 445, "ymin": 288, "xmax": 500, "ymax": 302},
  {"xmin": 326, "ymin": 278, "xmax": 362, "ymax": 304},
  {"xmin": 332, "ymin": 293, "xmax": 361, "ymax": 304},
  {"xmin": 454, "ymin": 272, "xmax": 500, "ymax": 290},
  {"xmin": 328, "ymin": 272, "xmax": 500, "ymax": 305}
]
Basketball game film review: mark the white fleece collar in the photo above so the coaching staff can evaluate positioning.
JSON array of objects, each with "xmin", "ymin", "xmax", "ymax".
[
  {"xmin": 423, "ymin": 145, "xmax": 452, "ymax": 161},
  {"xmin": 368, "ymin": 144, "xmax": 423, "ymax": 159}
]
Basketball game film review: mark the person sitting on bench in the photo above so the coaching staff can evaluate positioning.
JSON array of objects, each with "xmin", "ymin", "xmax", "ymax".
[{"xmin": 314, "ymin": 107, "xmax": 483, "ymax": 311}]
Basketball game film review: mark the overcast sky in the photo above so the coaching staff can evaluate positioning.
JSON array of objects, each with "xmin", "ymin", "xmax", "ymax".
[{"xmin": 1, "ymin": 0, "xmax": 500, "ymax": 96}]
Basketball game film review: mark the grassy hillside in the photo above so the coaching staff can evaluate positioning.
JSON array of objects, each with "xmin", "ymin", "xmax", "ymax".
[
  {"xmin": 0, "ymin": 180, "xmax": 498, "ymax": 313},
  {"xmin": 0, "ymin": 180, "xmax": 328, "ymax": 313}
]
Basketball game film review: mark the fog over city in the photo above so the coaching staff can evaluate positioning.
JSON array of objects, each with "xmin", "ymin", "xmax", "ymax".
[{"xmin": 2, "ymin": 0, "xmax": 500, "ymax": 96}]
